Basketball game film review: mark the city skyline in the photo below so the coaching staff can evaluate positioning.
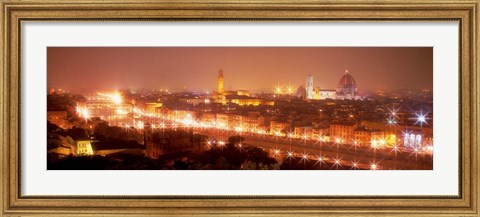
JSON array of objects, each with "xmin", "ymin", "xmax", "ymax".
[
  {"xmin": 47, "ymin": 47, "xmax": 433, "ymax": 170},
  {"xmin": 47, "ymin": 47, "xmax": 433, "ymax": 93}
]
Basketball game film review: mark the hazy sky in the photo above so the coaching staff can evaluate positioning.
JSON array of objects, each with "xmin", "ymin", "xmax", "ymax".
[{"xmin": 47, "ymin": 47, "xmax": 432, "ymax": 93}]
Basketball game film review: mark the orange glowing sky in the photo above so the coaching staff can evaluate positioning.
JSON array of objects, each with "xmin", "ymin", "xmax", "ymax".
[{"xmin": 47, "ymin": 47, "xmax": 432, "ymax": 93}]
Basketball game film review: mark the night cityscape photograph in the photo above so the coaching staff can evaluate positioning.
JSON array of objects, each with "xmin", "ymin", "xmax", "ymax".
[{"xmin": 47, "ymin": 47, "xmax": 433, "ymax": 170}]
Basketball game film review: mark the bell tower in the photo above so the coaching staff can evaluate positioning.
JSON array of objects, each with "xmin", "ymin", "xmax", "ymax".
[{"xmin": 217, "ymin": 69, "xmax": 224, "ymax": 93}]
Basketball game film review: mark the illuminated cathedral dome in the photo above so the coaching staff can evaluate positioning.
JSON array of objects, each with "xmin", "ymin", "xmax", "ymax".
[
  {"xmin": 336, "ymin": 70, "xmax": 359, "ymax": 100},
  {"xmin": 337, "ymin": 70, "xmax": 357, "ymax": 89}
]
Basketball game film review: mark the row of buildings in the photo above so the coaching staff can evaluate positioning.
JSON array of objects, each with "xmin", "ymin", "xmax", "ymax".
[
  {"xmin": 49, "ymin": 94, "xmax": 432, "ymax": 152},
  {"xmin": 153, "ymin": 107, "xmax": 431, "ymax": 148}
]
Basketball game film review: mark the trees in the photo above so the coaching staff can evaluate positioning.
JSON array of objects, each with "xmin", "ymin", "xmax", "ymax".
[
  {"xmin": 187, "ymin": 136, "xmax": 278, "ymax": 170},
  {"xmin": 47, "ymin": 135, "xmax": 280, "ymax": 170},
  {"xmin": 228, "ymin": 135, "xmax": 245, "ymax": 145}
]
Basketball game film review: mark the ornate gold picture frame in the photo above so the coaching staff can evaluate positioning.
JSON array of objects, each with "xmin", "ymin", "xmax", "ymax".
[{"xmin": 1, "ymin": 0, "xmax": 478, "ymax": 216}]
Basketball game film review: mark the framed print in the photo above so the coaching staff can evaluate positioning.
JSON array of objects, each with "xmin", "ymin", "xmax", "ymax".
[{"xmin": 1, "ymin": 0, "xmax": 478, "ymax": 216}]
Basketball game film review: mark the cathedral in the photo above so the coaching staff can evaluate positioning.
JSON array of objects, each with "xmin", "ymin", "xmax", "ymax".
[
  {"xmin": 298, "ymin": 70, "xmax": 362, "ymax": 100},
  {"xmin": 335, "ymin": 70, "xmax": 361, "ymax": 100}
]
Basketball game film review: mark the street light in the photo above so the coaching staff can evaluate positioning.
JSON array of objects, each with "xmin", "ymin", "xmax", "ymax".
[
  {"xmin": 273, "ymin": 148, "xmax": 281, "ymax": 157},
  {"xmin": 286, "ymin": 151, "xmax": 294, "ymax": 165},
  {"xmin": 391, "ymin": 144, "xmax": 401, "ymax": 169},
  {"xmin": 386, "ymin": 118, "xmax": 397, "ymax": 126},
  {"xmin": 274, "ymin": 84, "xmax": 283, "ymax": 97},
  {"xmin": 415, "ymin": 112, "xmax": 428, "ymax": 126},
  {"xmin": 300, "ymin": 153, "xmax": 309, "ymax": 168},
  {"xmin": 332, "ymin": 157, "xmax": 342, "ymax": 170},
  {"xmin": 351, "ymin": 139, "xmax": 359, "ymax": 153},
  {"xmin": 350, "ymin": 159, "xmax": 359, "ymax": 170},
  {"xmin": 287, "ymin": 84, "xmax": 294, "ymax": 95},
  {"xmin": 314, "ymin": 154, "xmax": 325, "ymax": 169},
  {"xmin": 388, "ymin": 107, "xmax": 399, "ymax": 118},
  {"xmin": 414, "ymin": 111, "xmax": 429, "ymax": 153}
]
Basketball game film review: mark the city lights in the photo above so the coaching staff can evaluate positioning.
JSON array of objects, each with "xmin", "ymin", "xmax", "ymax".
[
  {"xmin": 69, "ymin": 93, "xmax": 432, "ymax": 170},
  {"xmin": 386, "ymin": 118, "xmax": 397, "ymax": 126},
  {"xmin": 97, "ymin": 92, "xmax": 123, "ymax": 105},
  {"xmin": 350, "ymin": 159, "xmax": 360, "ymax": 170},
  {"xmin": 274, "ymin": 84, "xmax": 295, "ymax": 96},
  {"xmin": 286, "ymin": 84, "xmax": 294, "ymax": 95},
  {"xmin": 350, "ymin": 139, "xmax": 359, "ymax": 149},
  {"xmin": 314, "ymin": 154, "xmax": 325, "ymax": 167},
  {"xmin": 409, "ymin": 148, "xmax": 421, "ymax": 160},
  {"xmin": 334, "ymin": 137, "xmax": 342, "ymax": 144},
  {"xmin": 205, "ymin": 139, "xmax": 213, "ymax": 149},
  {"xmin": 136, "ymin": 121, "xmax": 144, "ymax": 129},
  {"xmin": 388, "ymin": 107, "xmax": 399, "ymax": 118},
  {"xmin": 234, "ymin": 126, "xmax": 244, "ymax": 133},
  {"xmin": 332, "ymin": 157, "xmax": 343, "ymax": 170},
  {"xmin": 301, "ymin": 153, "xmax": 309, "ymax": 161},
  {"xmin": 76, "ymin": 106, "xmax": 90, "ymax": 121},
  {"xmin": 426, "ymin": 145, "xmax": 434, "ymax": 152},
  {"xmin": 274, "ymin": 84, "xmax": 283, "ymax": 95},
  {"xmin": 112, "ymin": 93, "xmax": 122, "ymax": 104},
  {"xmin": 379, "ymin": 139, "xmax": 386, "ymax": 146},
  {"xmin": 391, "ymin": 144, "xmax": 401, "ymax": 155},
  {"xmin": 415, "ymin": 112, "xmax": 429, "ymax": 126},
  {"xmin": 286, "ymin": 151, "xmax": 294, "ymax": 159},
  {"xmin": 48, "ymin": 47, "xmax": 434, "ymax": 171},
  {"xmin": 273, "ymin": 148, "xmax": 281, "ymax": 157},
  {"xmin": 302, "ymin": 133, "xmax": 309, "ymax": 141}
]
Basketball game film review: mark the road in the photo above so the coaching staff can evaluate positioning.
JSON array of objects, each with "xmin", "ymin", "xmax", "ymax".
[{"xmin": 190, "ymin": 128, "xmax": 433, "ymax": 170}]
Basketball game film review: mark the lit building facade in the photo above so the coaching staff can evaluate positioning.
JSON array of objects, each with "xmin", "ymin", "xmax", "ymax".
[
  {"xmin": 403, "ymin": 133, "xmax": 422, "ymax": 148},
  {"xmin": 314, "ymin": 88, "xmax": 336, "ymax": 100},
  {"xmin": 360, "ymin": 120, "xmax": 432, "ymax": 148},
  {"xmin": 75, "ymin": 140, "xmax": 94, "ymax": 156},
  {"xmin": 329, "ymin": 123, "xmax": 357, "ymax": 144},
  {"xmin": 201, "ymin": 113, "xmax": 216, "ymax": 124},
  {"xmin": 354, "ymin": 128, "xmax": 385, "ymax": 147},
  {"xmin": 306, "ymin": 75, "xmax": 314, "ymax": 99},
  {"xmin": 294, "ymin": 126, "xmax": 312, "ymax": 138},
  {"xmin": 167, "ymin": 110, "xmax": 197, "ymax": 121},
  {"xmin": 318, "ymin": 89, "xmax": 337, "ymax": 99},
  {"xmin": 269, "ymin": 121, "xmax": 290, "ymax": 135},
  {"xmin": 179, "ymin": 97, "xmax": 209, "ymax": 105},
  {"xmin": 145, "ymin": 102, "xmax": 163, "ymax": 114},
  {"xmin": 242, "ymin": 116, "xmax": 263, "ymax": 132},
  {"xmin": 79, "ymin": 92, "xmax": 133, "ymax": 127},
  {"xmin": 216, "ymin": 113, "xmax": 229, "ymax": 128},
  {"xmin": 311, "ymin": 126, "xmax": 329, "ymax": 141},
  {"xmin": 228, "ymin": 96, "xmax": 263, "ymax": 106}
]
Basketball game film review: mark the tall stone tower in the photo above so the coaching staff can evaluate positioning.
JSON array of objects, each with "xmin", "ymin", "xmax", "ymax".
[
  {"xmin": 306, "ymin": 75, "xmax": 314, "ymax": 99},
  {"xmin": 217, "ymin": 69, "xmax": 224, "ymax": 93}
]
